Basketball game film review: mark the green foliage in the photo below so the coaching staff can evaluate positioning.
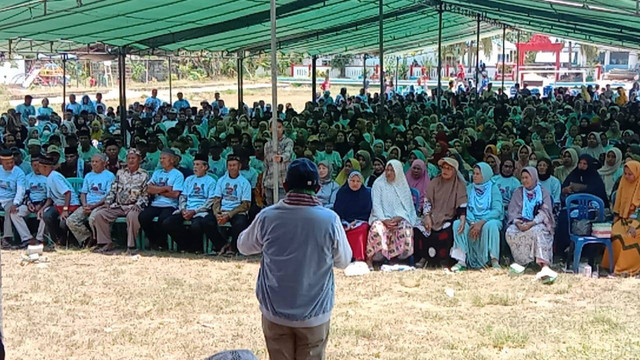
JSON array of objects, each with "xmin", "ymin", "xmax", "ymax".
[
  {"xmin": 331, "ymin": 54, "xmax": 354, "ymax": 77},
  {"xmin": 130, "ymin": 60, "xmax": 146, "ymax": 82},
  {"xmin": 580, "ymin": 44, "xmax": 600, "ymax": 66}
]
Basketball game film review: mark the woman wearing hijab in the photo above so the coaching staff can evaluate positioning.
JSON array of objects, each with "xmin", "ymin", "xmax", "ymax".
[
  {"xmin": 598, "ymin": 148, "xmax": 624, "ymax": 198},
  {"xmin": 316, "ymin": 161, "xmax": 339, "ymax": 209},
  {"xmin": 387, "ymin": 145, "xmax": 402, "ymax": 161},
  {"xmin": 372, "ymin": 139, "xmax": 387, "ymax": 158},
  {"xmin": 335, "ymin": 158, "xmax": 361, "ymax": 187},
  {"xmin": 366, "ymin": 160, "xmax": 417, "ymax": 269},
  {"xmin": 615, "ymin": 87, "xmax": 628, "ymax": 106},
  {"xmin": 414, "ymin": 157, "xmax": 468, "ymax": 268},
  {"xmin": 555, "ymin": 154, "xmax": 610, "ymax": 255},
  {"xmin": 602, "ymin": 161, "xmax": 640, "ymax": 275},
  {"xmin": 581, "ymin": 132, "xmax": 605, "ymax": 159},
  {"xmin": 554, "ymin": 148, "xmax": 578, "ymax": 183},
  {"xmin": 484, "ymin": 153, "xmax": 501, "ymax": 176},
  {"xmin": 537, "ymin": 159, "xmax": 561, "ymax": 207},
  {"xmin": 405, "ymin": 159, "xmax": 430, "ymax": 214},
  {"xmin": 355, "ymin": 150, "xmax": 373, "ymax": 182},
  {"xmin": 606, "ymin": 121, "xmax": 622, "ymax": 142},
  {"xmin": 404, "ymin": 149, "xmax": 426, "ymax": 172},
  {"xmin": 431, "ymin": 141, "xmax": 449, "ymax": 166},
  {"xmin": 366, "ymin": 157, "xmax": 386, "ymax": 188},
  {"xmin": 514, "ymin": 145, "xmax": 532, "ymax": 180},
  {"xmin": 90, "ymin": 119, "xmax": 103, "ymax": 141},
  {"xmin": 334, "ymin": 171, "xmax": 373, "ymax": 262},
  {"xmin": 492, "ymin": 159, "xmax": 521, "ymax": 210},
  {"xmin": 505, "ymin": 167, "xmax": 555, "ymax": 273},
  {"xmin": 451, "ymin": 162, "xmax": 504, "ymax": 271}
]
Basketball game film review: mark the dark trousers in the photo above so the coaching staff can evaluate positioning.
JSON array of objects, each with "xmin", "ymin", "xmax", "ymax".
[
  {"xmin": 163, "ymin": 213, "xmax": 225, "ymax": 252},
  {"xmin": 226, "ymin": 214, "xmax": 249, "ymax": 251},
  {"xmin": 43, "ymin": 206, "xmax": 67, "ymax": 244},
  {"xmin": 138, "ymin": 206, "xmax": 175, "ymax": 249}
]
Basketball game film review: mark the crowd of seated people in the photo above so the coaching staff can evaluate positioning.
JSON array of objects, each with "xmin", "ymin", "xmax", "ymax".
[{"xmin": 2, "ymin": 80, "xmax": 640, "ymax": 277}]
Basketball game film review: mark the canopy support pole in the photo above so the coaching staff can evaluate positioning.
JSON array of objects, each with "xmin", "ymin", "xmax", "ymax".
[
  {"xmin": 475, "ymin": 14, "xmax": 480, "ymax": 92},
  {"xmin": 168, "ymin": 56, "xmax": 173, "ymax": 106},
  {"xmin": 378, "ymin": 0, "xmax": 384, "ymax": 124},
  {"xmin": 62, "ymin": 53, "xmax": 67, "ymax": 113},
  {"xmin": 118, "ymin": 48, "xmax": 127, "ymax": 146},
  {"xmin": 269, "ymin": 0, "xmax": 279, "ymax": 202},
  {"xmin": 237, "ymin": 54, "xmax": 244, "ymax": 111},
  {"xmin": 516, "ymin": 30, "xmax": 520, "ymax": 87},
  {"xmin": 395, "ymin": 56, "xmax": 399, "ymax": 93},
  {"xmin": 311, "ymin": 55, "xmax": 317, "ymax": 102},
  {"xmin": 437, "ymin": 3, "xmax": 443, "ymax": 117},
  {"xmin": 362, "ymin": 54, "xmax": 367, "ymax": 91},
  {"xmin": 568, "ymin": 41, "xmax": 572, "ymax": 70},
  {"xmin": 501, "ymin": 25, "xmax": 506, "ymax": 92}
]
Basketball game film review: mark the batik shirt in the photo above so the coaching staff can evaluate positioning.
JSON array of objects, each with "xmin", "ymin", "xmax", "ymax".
[{"xmin": 104, "ymin": 167, "xmax": 149, "ymax": 208}]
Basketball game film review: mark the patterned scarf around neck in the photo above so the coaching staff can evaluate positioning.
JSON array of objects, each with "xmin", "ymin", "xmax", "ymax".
[{"xmin": 283, "ymin": 190, "xmax": 322, "ymax": 206}]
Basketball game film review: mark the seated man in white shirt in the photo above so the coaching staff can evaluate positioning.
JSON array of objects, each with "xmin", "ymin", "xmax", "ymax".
[{"xmin": 213, "ymin": 154, "xmax": 251, "ymax": 256}]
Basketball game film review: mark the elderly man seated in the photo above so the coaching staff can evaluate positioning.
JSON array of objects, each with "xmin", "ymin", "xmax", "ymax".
[
  {"xmin": 214, "ymin": 154, "xmax": 251, "ymax": 256},
  {"xmin": 92, "ymin": 148, "xmax": 149, "ymax": 254},
  {"xmin": 163, "ymin": 153, "xmax": 220, "ymax": 252},
  {"xmin": 66, "ymin": 154, "xmax": 115, "ymax": 247},
  {"xmin": 0, "ymin": 149, "xmax": 26, "ymax": 248},
  {"xmin": 10, "ymin": 156, "xmax": 47, "ymax": 247},
  {"xmin": 138, "ymin": 148, "xmax": 184, "ymax": 250},
  {"xmin": 37, "ymin": 154, "xmax": 81, "ymax": 246}
]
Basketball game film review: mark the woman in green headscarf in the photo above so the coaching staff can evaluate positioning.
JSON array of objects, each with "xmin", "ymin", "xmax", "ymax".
[
  {"xmin": 404, "ymin": 149, "xmax": 426, "ymax": 172},
  {"xmin": 356, "ymin": 150, "xmax": 374, "ymax": 180},
  {"xmin": 335, "ymin": 158, "xmax": 362, "ymax": 186}
]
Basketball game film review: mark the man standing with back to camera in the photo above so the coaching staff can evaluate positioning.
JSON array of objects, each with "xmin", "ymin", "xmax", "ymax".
[{"xmin": 238, "ymin": 158, "xmax": 352, "ymax": 360}]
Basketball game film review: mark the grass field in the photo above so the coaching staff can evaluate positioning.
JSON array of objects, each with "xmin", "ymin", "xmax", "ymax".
[{"xmin": 2, "ymin": 249, "xmax": 640, "ymax": 359}]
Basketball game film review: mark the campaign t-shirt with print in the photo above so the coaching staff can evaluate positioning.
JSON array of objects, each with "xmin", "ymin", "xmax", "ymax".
[
  {"xmin": 81, "ymin": 170, "xmax": 116, "ymax": 205},
  {"xmin": 214, "ymin": 173, "xmax": 251, "ymax": 211},
  {"xmin": 183, "ymin": 175, "xmax": 217, "ymax": 210},
  {"xmin": 149, "ymin": 168, "xmax": 184, "ymax": 208}
]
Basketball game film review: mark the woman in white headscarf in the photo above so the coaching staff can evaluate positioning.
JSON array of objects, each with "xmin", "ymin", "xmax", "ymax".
[
  {"xmin": 366, "ymin": 159, "xmax": 418, "ymax": 269},
  {"xmin": 598, "ymin": 147, "xmax": 623, "ymax": 197}
]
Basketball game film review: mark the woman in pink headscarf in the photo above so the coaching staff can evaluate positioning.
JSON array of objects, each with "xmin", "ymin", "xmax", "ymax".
[{"xmin": 406, "ymin": 159, "xmax": 430, "ymax": 214}]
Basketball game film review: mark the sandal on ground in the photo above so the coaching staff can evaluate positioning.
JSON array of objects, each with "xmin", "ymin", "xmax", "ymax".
[
  {"xmin": 451, "ymin": 263, "xmax": 467, "ymax": 273},
  {"xmin": 415, "ymin": 258, "xmax": 428, "ymax": 269}
]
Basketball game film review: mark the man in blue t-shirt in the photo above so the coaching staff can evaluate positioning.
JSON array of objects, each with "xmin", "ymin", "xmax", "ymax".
[
  {"xmin": 66, "ymin": 154, "xmax": 115, "ymax": 246},
  {"xmin": 163, "ymin": 153, "xmax": 223, "ymax": 252},
  {"xmin": 173, "ymin": 92, "xmax": 190, "ymax": 111},
  {"xmin": 138, "ymin": 148, "xmax": 184, "ymax": 249},
  {"xmin": 213, "ymin": 154, "xmax": 251, "ymax": 256},
  {"xmin": 65, "ymin": 94, "xmax": 82, "ymax": 115},
  {"xmin": 10, "ymin": 156, "xmax": 47, "ymax": 246},
  {"xmin": 37, "ymin": 155, "xmax": 81, "ymax": 246},
  {"xmin": 0, "ymin": 149, "xmax": 26, "ymax": 248},
  {"xmin": 15, "ymin": 95, "xmax": 35, "ymax": 124}
]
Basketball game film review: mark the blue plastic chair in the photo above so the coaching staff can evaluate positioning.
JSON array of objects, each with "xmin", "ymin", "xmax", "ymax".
[
  {"xmin": 565, "ymin": 194, "xmax": 614, "ymax": 273},
  {"xmin": 67, "ymin": 177, "xmax": 84, "ymax": 194}
]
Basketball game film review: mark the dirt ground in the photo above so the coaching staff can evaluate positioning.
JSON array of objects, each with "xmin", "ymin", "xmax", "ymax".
[{"xmin": 2, "ymin": 249, "xmax": 639, "ymax": 360}]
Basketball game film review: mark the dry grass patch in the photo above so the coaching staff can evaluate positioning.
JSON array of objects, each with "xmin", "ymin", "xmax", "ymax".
[{"xmin": 2, "ymin": 250, "xmax": 640, "ymax": 359}]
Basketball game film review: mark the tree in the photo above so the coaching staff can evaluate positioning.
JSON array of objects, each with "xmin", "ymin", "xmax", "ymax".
[
  {"xmin": 580, "ymin": 44, "xmax": 599, "ymax": 66},
  {"xmin": 331, "ymin": 54, "xmax": 354, "ymax": 78}
]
